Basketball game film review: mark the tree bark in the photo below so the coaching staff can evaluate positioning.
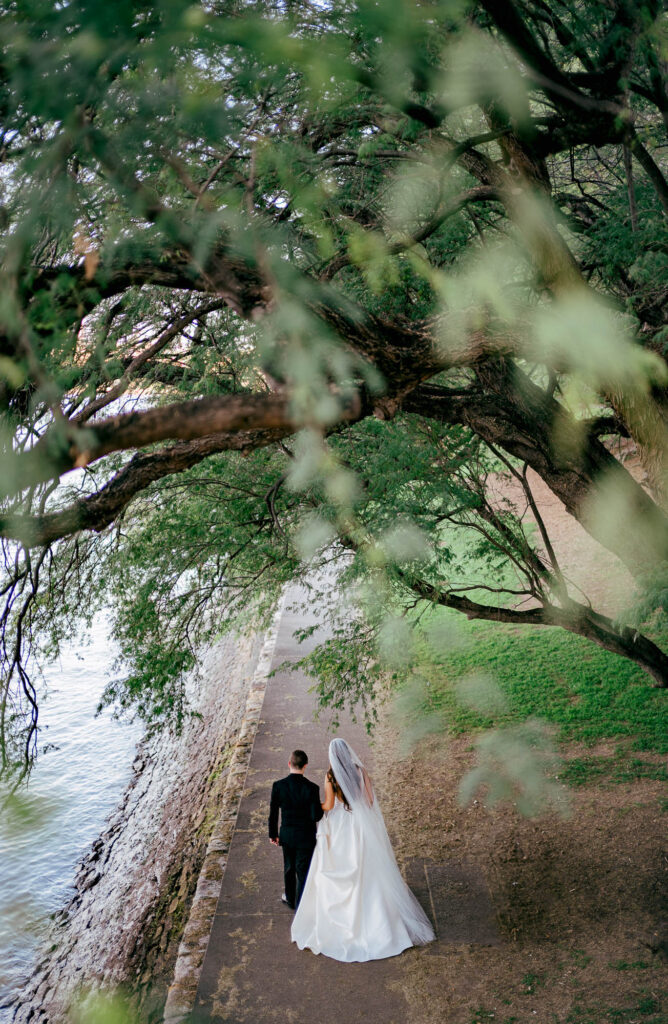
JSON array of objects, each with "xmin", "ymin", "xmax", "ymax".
[
  {"xmin": 7, "ymin": 358, "xmax": 668, "ymax": 581},
  {"xmin": 9, "ymin": 392, "xmax": 303, "ymax": 492},
  {"xmin": 403, "ymin": 367, "xmax": 668, "ymax": 577}
]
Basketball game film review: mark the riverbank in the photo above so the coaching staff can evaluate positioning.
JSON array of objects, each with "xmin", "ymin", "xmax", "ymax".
[{"xmin": 11, "ymin": 623, "xmax": 268, "ymax": 1024}]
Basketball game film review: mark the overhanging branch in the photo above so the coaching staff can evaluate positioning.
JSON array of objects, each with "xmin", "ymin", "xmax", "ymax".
[
  {"xmin": 0, "ymin": 428, "xmax": 293, "ymax": 547},
  {"xmin": 5, "ymin": 391, "xmax": 336, "ymax": 496},
  {"xmin": 402, "ymin": 573, "xmax": 668, "ymax": 687}
]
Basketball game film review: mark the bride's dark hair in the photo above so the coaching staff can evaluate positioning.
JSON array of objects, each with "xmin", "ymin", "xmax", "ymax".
[{"xmin": 327, "ymin": 766, "xmax": 351, "ymax": 811}]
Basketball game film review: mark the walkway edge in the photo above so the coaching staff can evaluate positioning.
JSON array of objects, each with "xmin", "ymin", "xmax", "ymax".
[{"xmin": 162, "ymin": 592, "xmax": 287, "ymax": 1024}]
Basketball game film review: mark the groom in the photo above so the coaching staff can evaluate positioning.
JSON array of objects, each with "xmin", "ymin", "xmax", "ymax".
[{"xmin": 268, "ymin": 749, "xmax": 323, "ymax": 910}]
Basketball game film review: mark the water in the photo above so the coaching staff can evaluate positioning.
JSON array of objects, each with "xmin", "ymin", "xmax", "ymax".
[{"xmin": 0, "ymin": 614, "xmax": 142, "ymax": 1014}]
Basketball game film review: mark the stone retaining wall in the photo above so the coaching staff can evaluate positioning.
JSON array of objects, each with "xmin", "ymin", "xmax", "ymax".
[
  {"xmin": 11, "ymin": 622, "xmax": 270, "ymax": 1024},
  {"xmin": 162, "ymin": 591, "xmax": 285, "ymax": 1024}
]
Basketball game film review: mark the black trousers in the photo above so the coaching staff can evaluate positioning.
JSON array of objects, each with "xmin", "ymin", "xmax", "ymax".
[{"xmin": 282, "ymin": 841, "xmax": 315, "ymax": 909}]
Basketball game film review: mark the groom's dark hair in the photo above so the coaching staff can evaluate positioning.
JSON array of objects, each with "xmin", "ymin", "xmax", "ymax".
[{"xmin": 290, "ymin": 749, "xmax": 308, "ymax": 769}]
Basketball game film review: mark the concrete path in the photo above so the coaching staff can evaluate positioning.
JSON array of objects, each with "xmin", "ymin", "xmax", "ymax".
[{"xmin": 190, "ymin": 584, "xmax": 499, "ymax": 1023}]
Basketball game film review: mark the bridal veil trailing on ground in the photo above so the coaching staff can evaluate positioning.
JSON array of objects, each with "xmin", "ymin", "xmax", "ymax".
[{"xmin": 291, "ymin": 737, "xmax": 435, "ymax": 961}]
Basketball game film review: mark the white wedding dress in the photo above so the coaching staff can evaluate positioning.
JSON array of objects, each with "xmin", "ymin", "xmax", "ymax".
[{"xmin": 290, "ymin": 739, "xmax": 435, "ymax": 962}]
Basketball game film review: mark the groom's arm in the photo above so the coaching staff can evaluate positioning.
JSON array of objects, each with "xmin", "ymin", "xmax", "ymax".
[
  {"xmin": 311, "ymin": 783, "xmax": 324, "ymax": 823},
  {"xmin": 268, "ymin": 782, "xmax": 280, "ymax": 841}
]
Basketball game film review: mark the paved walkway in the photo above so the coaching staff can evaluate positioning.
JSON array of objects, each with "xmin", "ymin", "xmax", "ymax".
[{"xmin": 190, "ymin": 584, "xmax": 498, "ymax": 1023}]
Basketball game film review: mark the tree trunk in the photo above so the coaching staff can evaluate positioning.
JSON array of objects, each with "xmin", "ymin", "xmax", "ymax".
[{"xmin": 404, "ymin": 366, "xmax": 668, "ymax": 578}]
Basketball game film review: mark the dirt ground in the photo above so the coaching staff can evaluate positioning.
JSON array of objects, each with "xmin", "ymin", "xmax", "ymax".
[
  {"xmin": 487, "ymin": 458, "xmax": 636, "ymax": 618},
  {"xmin": 373, "ymin": 728, "xmax": 667, "ymax": 1024},
  {"xmin": 371, "ymin": 448, "xmax": 667, "ymax": 1024}
]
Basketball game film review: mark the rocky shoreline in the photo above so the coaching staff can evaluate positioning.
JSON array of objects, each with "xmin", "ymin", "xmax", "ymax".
[{"xmin": 12, "ymin": 625, "xmax": 268, "ymax": 1024}]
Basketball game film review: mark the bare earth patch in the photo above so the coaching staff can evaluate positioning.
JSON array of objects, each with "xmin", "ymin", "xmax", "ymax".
[{"xmin": 373, "ymin": 730, "xmax": 667, "ymax": 1024}]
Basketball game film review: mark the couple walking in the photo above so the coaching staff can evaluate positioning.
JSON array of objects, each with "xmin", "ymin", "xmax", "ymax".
[{"xmin": 268, "ymin": 738, "xmax": 435, "ymax": 962}]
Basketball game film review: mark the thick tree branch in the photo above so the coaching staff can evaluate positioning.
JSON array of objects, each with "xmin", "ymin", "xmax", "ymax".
[
  {"xmin": 6, "ymin": 390, "xmax": 367, "ymax": 494},
  {"xmin": 479, "ymin": 0, "xmax": 622, "ymax": 117},
  {"xmin": 0, "ymin": 429, "xmax": 293, "ymax": 547},
  {"xmin": 403, "ymin": 573, "xmax": 668, "ymax": 687},
  {"xmin": 402, "ymin": 371, "xmax": 668, "ymax": 577},
  {"xmin": 5, "ymin": 295, "xmax": 527, "ymax": 497}
]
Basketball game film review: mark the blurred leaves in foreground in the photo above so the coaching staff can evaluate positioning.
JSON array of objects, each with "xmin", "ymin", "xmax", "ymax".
[
  {"xmin": 459, "ymin": 719, "xmax": 569, "ymax": 818},
  {"xmin": 70, "ymin": 990, "xmax": 139, "ymax": 1024},
  {"xmin": 0, "ymin": 0, "xmax": 666, "ymax": 792}
]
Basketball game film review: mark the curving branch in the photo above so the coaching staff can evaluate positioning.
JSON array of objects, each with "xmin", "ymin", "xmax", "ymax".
[
  {"xmin": 0, "ymin": 429, "xmax": 293, "ymax": 547},
  {"xmin": 402, "ymin": 371, "xmax": 668, "ymax": 577},
  {"xmin": 4, "ymin": 300, "xmax": 525, "ymax": 499},
  {"xmin": 478, "ymin": 0, "xmax": 622, "ymax": 117},
  {"xmin": 4, "ymin": 389, "xmax": 370, "ymax": 497},
  {"xmin": 402, "ymin": 573, "xmax": 668, "ymax": 688}
]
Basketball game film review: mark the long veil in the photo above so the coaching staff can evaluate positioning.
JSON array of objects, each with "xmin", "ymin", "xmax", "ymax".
[{"xmin": 328, "ymin": 737, "xmax": 435, "ymax": 945}]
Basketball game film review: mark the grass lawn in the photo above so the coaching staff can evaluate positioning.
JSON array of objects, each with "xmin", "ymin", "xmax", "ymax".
[{"xmin": 408, "ymin": 607, "xmax": 668, "ymax": 785}]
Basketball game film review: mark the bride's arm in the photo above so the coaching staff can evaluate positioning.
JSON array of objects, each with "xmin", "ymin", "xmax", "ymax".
[
  {"xmin": 362, "ymin": 767, "xmax": 374, "ymax": 806},
  {"xmin": 322, "ymin": 775, "xmax": 335, "ymax": 812}
]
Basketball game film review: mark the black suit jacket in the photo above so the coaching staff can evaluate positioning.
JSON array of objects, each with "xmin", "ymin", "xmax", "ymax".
[{"xmin": 268, "ymin": 774, "xmax": 323, "ymax": 848}]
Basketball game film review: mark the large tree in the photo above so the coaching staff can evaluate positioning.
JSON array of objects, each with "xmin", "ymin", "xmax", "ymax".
[{"xmin": 1, "ymin": 0, "xmax": 667, "ymax": 775}]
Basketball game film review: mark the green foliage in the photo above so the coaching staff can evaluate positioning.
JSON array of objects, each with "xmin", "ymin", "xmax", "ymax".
[
  {"xmin": 96, "ymin": 446, "xmax": 299, "ymax": 724},
  {"xmin": 520, "ymin": 972, "xmax": 544, "ymax": 993},
  {"xmin": 583, "ymin": 180, "xmax": 668, "ymax": 324},
  {"xmin": 564, "ymin": 995, "xmax": 666, "ymax": 1024},
  {"xmin": 70, "ymin": 990, "xmax": 140, "ymax": 1024},
  {"xmin": 561, "ymin": 756, "xmax": 668, "ymax": 787},
  {"xmin": 1, "ymin": 0, "xmax": 667, "ymax": 785}
]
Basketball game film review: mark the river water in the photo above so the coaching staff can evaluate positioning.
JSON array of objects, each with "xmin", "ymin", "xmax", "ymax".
[{"xmin": 0, "ymin": 616, "xmax": 141, "ymax": 1016}]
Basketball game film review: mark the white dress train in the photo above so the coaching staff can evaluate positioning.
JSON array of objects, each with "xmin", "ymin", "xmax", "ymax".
[{"xmin": 290, "ymin": 795, "xmax": 435, "ymax": 962}]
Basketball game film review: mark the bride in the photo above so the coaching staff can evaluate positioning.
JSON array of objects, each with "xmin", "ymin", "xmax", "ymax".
[{"xmin": 290, "ymin": 737, "xmax": 435, "ymax": 961}]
